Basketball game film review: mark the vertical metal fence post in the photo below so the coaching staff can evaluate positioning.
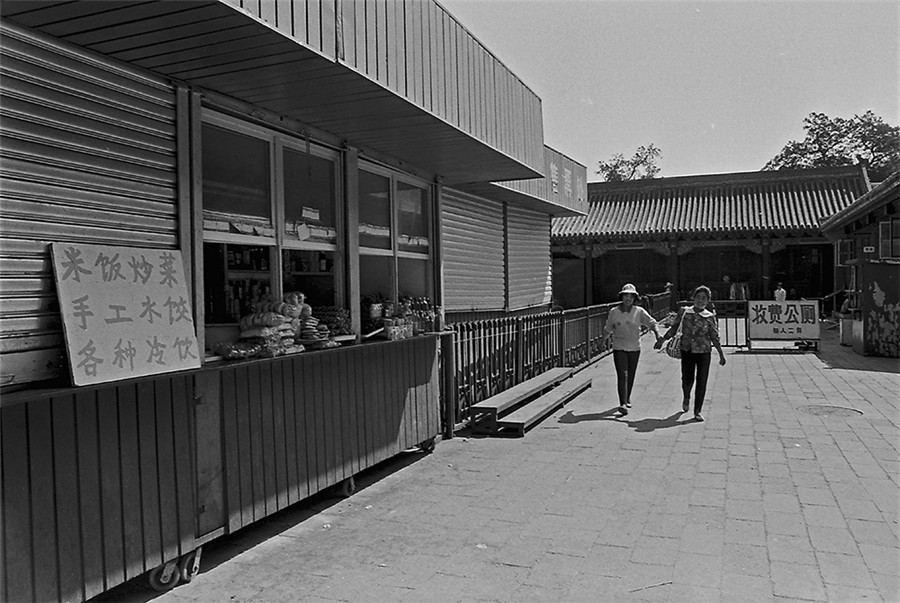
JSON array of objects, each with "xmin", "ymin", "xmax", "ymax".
[
  {"xmin": 557, "ymin": 312, "xmax": 566, "ymax": 367},
  {"xmin": 440, "ymin": 331, "xmax": 456, "ymax": 438},
  {"xmin": 515, "ymin": 316, "xmax": 524, "ymax": 384},
  {"xmin": 585, "ymin": 306, "xmax": 591, "ymax": 364}
]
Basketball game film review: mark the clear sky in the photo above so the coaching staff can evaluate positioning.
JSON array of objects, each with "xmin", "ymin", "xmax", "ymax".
[{"xmin": 439, "ymin": 0, "xmax": 899, "ymax": 179}]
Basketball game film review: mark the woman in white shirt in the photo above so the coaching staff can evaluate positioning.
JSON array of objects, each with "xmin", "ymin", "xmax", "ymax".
[{"xmin": 604, "ymin": 284, "xmax": 663, "ymax": 417}]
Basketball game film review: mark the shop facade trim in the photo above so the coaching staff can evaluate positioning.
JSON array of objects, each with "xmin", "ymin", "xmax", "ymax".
[{"xmin": 1, "ymin": 0, "xmax": 545, "ymax": 185}]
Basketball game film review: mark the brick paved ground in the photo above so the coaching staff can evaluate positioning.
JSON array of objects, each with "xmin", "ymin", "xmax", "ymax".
[{"xmin": 98, "ymin": 328, "xmax": 899, "ymax": 602}]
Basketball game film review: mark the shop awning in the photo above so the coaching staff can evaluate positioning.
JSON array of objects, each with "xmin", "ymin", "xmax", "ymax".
[{"xmin": 0, "ymin": 0, "xmax": 545, "ymax": 185}]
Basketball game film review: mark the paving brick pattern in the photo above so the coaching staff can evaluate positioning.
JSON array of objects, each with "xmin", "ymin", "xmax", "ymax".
[{"xmin": 99, "ymin": 330, "xmax": 899, "ymax": 602}]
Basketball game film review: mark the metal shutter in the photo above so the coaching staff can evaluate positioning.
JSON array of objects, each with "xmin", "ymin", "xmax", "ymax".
[
  {"xmin": 441, "ymin": 189, "xmax": 505, "ymax": 311},
  {"xmin": 0, "ymin": 20, "xmax": 179, "ymax": 387},
  {"xmin": 507, "ymin": 205, "xmax": 552, "ymax": 310}
]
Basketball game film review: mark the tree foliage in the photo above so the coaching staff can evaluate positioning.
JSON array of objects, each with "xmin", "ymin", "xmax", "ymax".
[
  {"xmin": 764, "ymin": 111, "xmax": 899, "ymax": 180},
  {"xmin": 597, "ymin": 144, "xmax": 661, "ymax": 182}
]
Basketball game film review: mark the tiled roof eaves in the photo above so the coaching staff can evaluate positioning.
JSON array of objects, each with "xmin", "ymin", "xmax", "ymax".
[
  {"xmin": 820, "ymin": 171, "xmax": 900, "ymax": 233},
  {"xmin": 552, "ymin": 166, "xmax": 869, "ymax": 241}
]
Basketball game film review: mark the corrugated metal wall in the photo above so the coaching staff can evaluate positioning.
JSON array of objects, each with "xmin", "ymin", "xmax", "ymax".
[
  {"xmin": 0, "ymin": 20, "xmax": 179, "ymax": 387},
  {"xmin": 441, "ymin": 189, "xmax": 505, "ymax": 311},
  {"xmin": 507, "ymin": 205, "xmax": 552, "ymax": 310}
]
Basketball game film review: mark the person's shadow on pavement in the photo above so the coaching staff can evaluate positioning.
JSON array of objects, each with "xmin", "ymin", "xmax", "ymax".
[
  {"xmin": 557, "ymin": 408, "xmax": 621, "ymax": 423},
  {"xmin": 626, "ymin": 412, "xmax": 691, "ymax": 432}
]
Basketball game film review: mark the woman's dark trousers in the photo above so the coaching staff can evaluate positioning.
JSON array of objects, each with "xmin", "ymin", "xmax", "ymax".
[
  {"xmin": 613, "ymin": 350, "xmax": 640, "ymax": 407},
  {"xmin": 681, "ymin": 351, "xmax": 711, "ymax": 413}
]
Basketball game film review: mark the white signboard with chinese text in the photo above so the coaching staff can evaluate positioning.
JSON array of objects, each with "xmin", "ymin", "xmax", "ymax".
[
  {"xmin": 52, "ymin": 243, "xmax": 201, "ymax": 386},
  {"xmin": 747, "ymin": 300, "xmax": 820, "ymax": 341}
]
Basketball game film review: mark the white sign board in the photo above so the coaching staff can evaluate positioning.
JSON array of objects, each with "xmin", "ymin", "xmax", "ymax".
[
  {"xmin": 52, "ymin": 243, "xmax": 201, "ymax": 386},
  {"xmin": 747, "ymin": 300, "xmax": 820, "ymax": 341}
]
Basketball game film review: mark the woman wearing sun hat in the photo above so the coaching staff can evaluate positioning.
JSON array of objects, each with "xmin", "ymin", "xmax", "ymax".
[{"xmin": 604, "ymin": 283, "xmax": 663, "ymax": 417}]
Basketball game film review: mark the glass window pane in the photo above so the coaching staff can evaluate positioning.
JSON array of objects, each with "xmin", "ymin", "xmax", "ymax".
[
  {"xmin": 397, "ymin": 182, "xmax": 430, "ymax": 254},
  {"xmin": 282, "ymin": 249, "xmax": 336, "ymax": 307},
  {"xmin": 202, "ymin": 124, "xmax": 271, "ymax": 226},
  {"xmin": 360, "ymin": 254, "xmax": 393, "ymax": 300},
  {"xmin": 284, "ymin": 149, "xmax": 337, "ymax": 245},
  {"xmin": 880, "ymin": 221, "xmax": 892, "ymax": 258},
  {"xmin": 203, "ymin": 242, "xmax": 273, "ymax": 324},
  {"xmin": 360, "ymin": 254, "xmax": 393, "ymax": 333},
  {"xmin": 398, "ymin": 257, "xmax": 430, "ymax": 299},
  {"xmin": 359, "ymin": 170, "xmax": 392, "ymax": 250}
]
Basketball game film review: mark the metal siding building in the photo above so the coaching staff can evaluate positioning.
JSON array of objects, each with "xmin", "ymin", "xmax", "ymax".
[{"xmin": 0, "ymin": 2, "xmax": 585, "ymax": 602}]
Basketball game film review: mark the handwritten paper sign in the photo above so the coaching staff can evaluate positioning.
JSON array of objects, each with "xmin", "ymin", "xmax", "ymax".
[
  {"xmin": 747, "ymin": 300, "xmax": 820, "ymax": 341},
  {"xmin": 52, "ymin": 243, "xmax": 201, "ymax": 386}
]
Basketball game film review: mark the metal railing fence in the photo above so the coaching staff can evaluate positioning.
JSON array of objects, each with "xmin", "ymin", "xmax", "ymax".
[{"xmin": 441, "ymin": 292, "xmax": 672, "ymax": 431}]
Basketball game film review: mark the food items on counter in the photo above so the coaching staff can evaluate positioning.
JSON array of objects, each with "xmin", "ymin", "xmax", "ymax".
[
  {"xmin": 212, "ymin": 291, "xmax": 348, "ymax": 359},
  {"xmin": 314, "ymin": 306, "xmax": 353, "ymax": 336}
]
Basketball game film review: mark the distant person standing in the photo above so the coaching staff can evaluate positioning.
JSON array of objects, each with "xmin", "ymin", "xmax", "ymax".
[
  {"xmin": 604, "ymin": 283, "xmax": 663, "ymax": 417},
  {"xmin": 654, "ymin": 285, "xmax": 727, "ymax": 422},
  {"xmin": 774, "ymin": 282, "xmax": 787, "ymax": 302}
]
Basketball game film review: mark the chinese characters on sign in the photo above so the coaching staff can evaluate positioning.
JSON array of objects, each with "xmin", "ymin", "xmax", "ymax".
[
  {"xmin": 52, "ymin": 243, "xmax": 201, "ymax": 386},
  {"xmin": 746, "ymin": 300, "xmax": 820, "ymax": 341}
]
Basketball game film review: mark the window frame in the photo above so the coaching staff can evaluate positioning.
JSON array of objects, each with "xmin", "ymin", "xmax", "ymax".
[
  {"xmin": 358, "ymin": 161, "xmax": 434, "ymax": 302},
  {"xmin": 199, "ymin": 109, "xmax": 344, "ymax": 330},
  {"xmin": 835, "ymin": 238, "xmax": 854, "ymax": 266},
  {"xmin": 879, "ymin": 218, "xmax": 900, "ymax": 260}
]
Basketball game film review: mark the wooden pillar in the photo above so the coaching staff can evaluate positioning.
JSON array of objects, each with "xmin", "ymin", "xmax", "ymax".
[
  {"xmin": 668, "ymin": 241, "xmax": 679, "ymax": 299},
  {"xmin": 584, "ymin": 242, "xmax": 594, "ymax": 306},
  {"xmin": 761, "ymin": 238, "xmax": 771, "ymax": 300}
]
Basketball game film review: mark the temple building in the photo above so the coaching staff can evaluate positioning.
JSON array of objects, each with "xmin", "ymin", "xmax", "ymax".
[{"xmin": 552, "ymin": 165, "xmax": 871, "ymax": 308}]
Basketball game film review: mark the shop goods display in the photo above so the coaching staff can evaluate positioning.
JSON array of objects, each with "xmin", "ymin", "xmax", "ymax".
[
  {"xmin": 314, "ymin": 306, "xmax": 353, "ymax": 336},
  {"xmin": 213, "ymin": 291, "xmax": 342, "ymax": 358},
  {"xmin": 361, "ymin": 296, "xmax": 439, "ymax": 340}
]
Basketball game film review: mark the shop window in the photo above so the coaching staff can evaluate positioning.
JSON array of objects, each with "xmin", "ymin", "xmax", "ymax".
[
  {"xmin": 358, "ymin": 164, "xmax": 434, "ymax": 325},
  {"xmin": 282, "ymin": 249, "xmax": 335, "ymax": 306},
  {"xmin": 202, "ymin": 124, "xmax": 273, "ymax": 231},
  {"xmin": 397, "ymin": 181, "xmax": 430, "ymax": 254},
  {"xmin": 284, "ymin": 147, "xmax": 337, "ymax": 245},
  {"xmin": 204, "ymin": 242, "xmax": 274, "ymax": 324},
  {"xmin": 200, "ymin": 111, "xmax": 340, "ymax": 348},
  {"xmin": 880, "ymin": 218, "xmax": 900, "ymax": 259},
  {"xmin": 398, "ymin": 257, "xmax": 429, "ymax": 297},
  {"xmin": 359, "ymin": 170, "xmax": 392, "ymax": 250}
]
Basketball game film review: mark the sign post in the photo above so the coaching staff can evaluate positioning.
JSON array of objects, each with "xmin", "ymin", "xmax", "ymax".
[
  {"xmin": 746, "ymin": 299, "xmax": 821, "ymax": 351},
  {"xmin": 52, "ymin": 243, "xmax": 201, "ymax": 386}
]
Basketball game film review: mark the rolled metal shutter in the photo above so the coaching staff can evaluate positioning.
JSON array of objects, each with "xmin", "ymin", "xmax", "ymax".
[
  {"xmin": 441, "ymin": 189, "xmax": 505, "ymax": 311},
  {"xmin": 507, "ymin": 204, "xmax": 552, "ymax": 310},
  {"xmin": 0, "ymin": 20, "xmax": 178, "ymax": 387}
]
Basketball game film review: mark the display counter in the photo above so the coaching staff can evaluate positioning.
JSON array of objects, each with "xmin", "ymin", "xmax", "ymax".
[{"xmin": 1, "ymin": 335, "xmax": 440, "ymax": 602}]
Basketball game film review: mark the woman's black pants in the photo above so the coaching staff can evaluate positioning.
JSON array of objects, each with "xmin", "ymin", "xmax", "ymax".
[
  {"xmin": 681, "ymin": 351, "xmax": 711, "ymax": 413},
  {"xmin": 612, "ymin": 350, "xmax": 640, "ymax": 407}
]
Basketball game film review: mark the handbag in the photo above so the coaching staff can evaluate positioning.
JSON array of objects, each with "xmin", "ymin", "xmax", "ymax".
[{"xmin": 665, "ymin": 312, "xmax": 685, "ymax": 359}]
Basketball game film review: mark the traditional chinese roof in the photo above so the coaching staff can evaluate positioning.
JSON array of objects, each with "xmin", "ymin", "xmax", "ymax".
[
  {"xmin": 819, "ymin": 171, "xmax": 900, "ymax": 241},
  {"xmin": 552, "ymin": 165, "xmax": 869, "ymax": 243}
]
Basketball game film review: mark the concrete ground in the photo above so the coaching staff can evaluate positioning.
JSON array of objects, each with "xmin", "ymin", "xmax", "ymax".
[{"xmin": 98, "ymin": 327, "xmax": 899, "ymax": 602}]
